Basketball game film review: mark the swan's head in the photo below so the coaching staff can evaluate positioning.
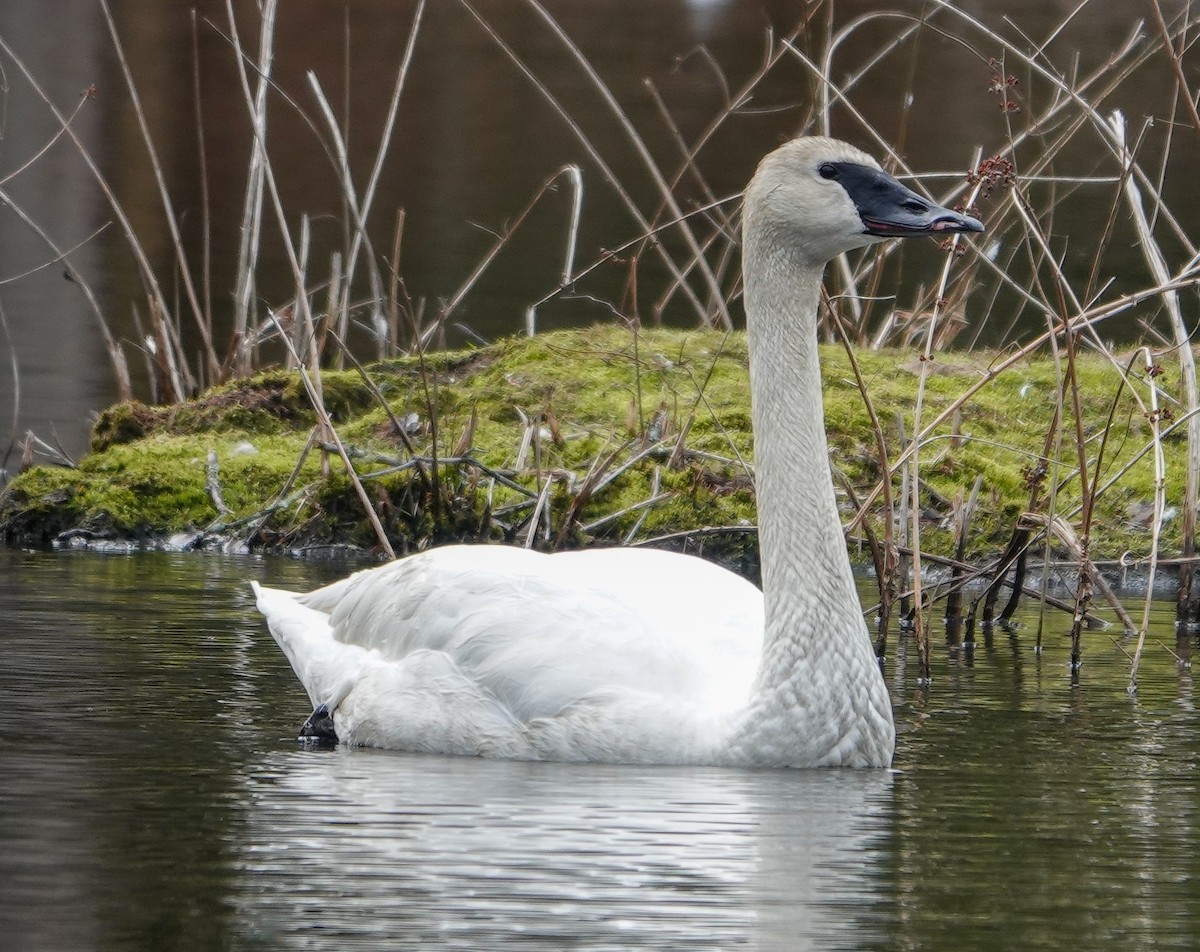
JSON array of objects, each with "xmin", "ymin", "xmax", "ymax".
[
  {"xmin": 299, "ymin": 703, "xmax": 338, "ymax": 746},
  {"xmin": 744, "ymin": 136, "xmax": 983, "ymax": 265}
]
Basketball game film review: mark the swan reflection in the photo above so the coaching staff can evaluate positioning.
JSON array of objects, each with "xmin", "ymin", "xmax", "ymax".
[{"xmin": 233, "ymin": 749, "xmax": 893, "ymax": 949}]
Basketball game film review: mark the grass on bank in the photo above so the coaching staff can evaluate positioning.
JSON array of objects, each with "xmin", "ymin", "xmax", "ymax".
[{"xmin": 0, "ymin": 325, "xmax": 1178, "ymax": 568}]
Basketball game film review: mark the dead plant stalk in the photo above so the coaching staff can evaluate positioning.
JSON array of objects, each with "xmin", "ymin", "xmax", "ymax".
[
  {"xmin": 906, "ymin": 154, "xmax": 983, "ymax": 682},
  {"xmin": 456, "ymin": 0, "xmax": 726, "ymax": 328},
  {"xmin": 1107, "ymin": 110, "xmax": 1200, "ymax": 627},
  {"xmin": 1128, "ymin": 346, "xmax": 1168, "ymax": 692},
  {"xmin": 229, "ymin": 0, "xmax": 277, "ymax": 375},
  {"xmin": 99, "ymin": 0, "xmax": 216, "ymax": 381}
]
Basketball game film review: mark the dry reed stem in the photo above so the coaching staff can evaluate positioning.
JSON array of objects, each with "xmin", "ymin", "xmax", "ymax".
[
  {"xmin": 622, "ymin": 466, "xmax": 663, "ymax": 544},
  {"xmin": 530, "ymin": 194, "xmax": 741, "ymax": 318},
  {"xmin": 17, "ymin": 430, "xmax": 74, "ymax": 470},
  {"xmin": 903, "ymin": 154, "xmax": 985, "ymax": 681},
  {"xmin": 269, "ymin": 308, "xmax": 395, "ymax": 558},
  {"xmin": 99, "ymin": 0, "xmax": 215, "ymax": 380},
  {"xmin": 847, "ymin": 266, "xmax": 1200, "ymax": 536},
  {"xmin": 456, "ymin": 0, "xmax": 720, "ymax": 327},
  {"xmin": 305, "ymin": 71, "xmax": 388, "ymax": 352},
  {"xmin": 327, "ymin": 330, "xmax": 427, "ymax": 477},
  {"xmin": 525, "ymin": 474, "xmax": 555, "ymax": 549},
  {"xmin": 670, "ymin": 339, "xmax": 753, "ymax": 479},
  {"xmin": 227, "ymin": 0, "xmax": 276, "ymax": 374},
  {"xmin": 341, "ymin": 0, "xmax": 426, "ymax": 332},
  {"xmin": 441, "ymin": 164, "xmax": 583, "ymax": 343},
  {"xmin": 190, "ymin": 11, "xmax": 213, "ymax": 338},
  {"xmin": 1128, "ymin": 346, "xmax": 1168, "ymax": 691},
  {"xmin": 860, "ymin": 545, "xmax": 1096, "ymax": 626},
  {"xmin": 224, "ymin": 5, "xmax": 394, "ymax": 556},
  {"xmin": 643, "ymin": 80, "xmax": 734, "ymax": 238},
  {"xmin": 638, "ymin": 16, "xmax": 816, "ymax": 323},
  {"xmin": 826, "ymin": 301, "xmax": 899, "ymax": 651},
  {"xmin": 551, "ymin": 435, "xmax": 624, "ymax": 545},
  {"xmin": 1148, "ymin": 0, "xmax": 1200, "ymax": 134},
  {"xmin": 586, "ymin": 439, "xmax": 671, "ymax": 499},
  {"xmin": 825, "ymin": 3, "xmax": 1164, "ymax": 319},
  {"xmin": 1006, "ymin": 186, "xmax": 1146, "ymax": 649},
  {"xmin": 1017, "ymin": 511, "xmax": 1135, "ymax": 632},
  {"xmin": 0, "ymin": 88, "xmax": 90, "ymax": 188},
  {"xmin": 0, "ymin": 196, "xmax": 130, "ymax": 399},
  {"xmin": 386, "ymin": 209, "xmax": 406, "ymax": 352},
  {"xmin": 239, "ymin": 428, "xmax": 318, "ymax": 541},
  {"xmin": 1031, "ymin": 301, "xmax": 1067, "ymax": 650},
  {"xmin": 630, "ymin": 525, "xmax": 757, "ymax": 550},
  {"xmin": 639, "ymin": 79, "xmax": 740, "ymax": 321},
  {"xmin": 363, "ymin": 455, "xmax": 535, "ymax": 500},
  {"xmin": 519, "ymin": 0, "xmax": 731, "ymax": 329},
  {"xmin": 1091, "ymin": 408, "xmax": 1200, "ymax": 502},
  {"xmin": 1107, "ymin": 109, "xmax": 1200, "ymax": 625},
  {"xmin": 0, "ymin": 36, "xmax": 196, "ymax": 393},
  {"xmin": 146, "ymin": 298, "xmax": 187, "ymax": 404},
  {"xmin": 0, "ymin": 302, "xmax": 19, "ymax": 474}
]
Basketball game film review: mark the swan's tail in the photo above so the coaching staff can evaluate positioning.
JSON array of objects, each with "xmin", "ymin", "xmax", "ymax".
[{"xmin": 252, "ymin": 581, "xmax": 370, "ymax": 711}]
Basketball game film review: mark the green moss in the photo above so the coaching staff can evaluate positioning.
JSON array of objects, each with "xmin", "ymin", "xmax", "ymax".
[{"xmin": 0, "ymin": 326, "xmax": 1189, "ymax": 563}]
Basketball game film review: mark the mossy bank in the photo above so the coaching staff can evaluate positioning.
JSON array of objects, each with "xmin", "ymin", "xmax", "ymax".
[{"xmin": 0, "ymin": 325, "xmax": 1186, "ymax": 569}]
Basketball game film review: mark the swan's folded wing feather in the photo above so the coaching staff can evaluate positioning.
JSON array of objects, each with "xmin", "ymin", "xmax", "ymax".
[
  {"xmin": 252, "ymin": 581, "xmax": 370, "ymax": 709},
  {"xmin": 338, "ymin": 649, "xmax": 532, "ymax": 758},
  {"xmin": 291, "ymin": 545, "xmax": 763, "ymax": 721}
]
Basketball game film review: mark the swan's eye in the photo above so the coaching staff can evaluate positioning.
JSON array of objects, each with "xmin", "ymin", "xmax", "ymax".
[{"xmin": 818, "ymin": 163, "xmax": 838, "ymax": 180}]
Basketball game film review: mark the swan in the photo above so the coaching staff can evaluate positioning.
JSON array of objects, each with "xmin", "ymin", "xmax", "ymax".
[{"xmin": 253, "ymin": 136, "xmax": 982, "ymax": 767}]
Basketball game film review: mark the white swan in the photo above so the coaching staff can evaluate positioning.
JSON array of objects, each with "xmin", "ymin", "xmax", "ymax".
[{"xmin": 254, "ymin": 136, "xmax": 982, "ymax": 767}]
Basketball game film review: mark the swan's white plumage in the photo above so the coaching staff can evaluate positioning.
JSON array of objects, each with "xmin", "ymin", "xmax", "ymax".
[
  {"xmin": 256, "ymin": 136, "xmax": 982, "ymax": 767},
  {"xmin": 254, "ymin": 546, "xmax": 762, "ymax": 763}
]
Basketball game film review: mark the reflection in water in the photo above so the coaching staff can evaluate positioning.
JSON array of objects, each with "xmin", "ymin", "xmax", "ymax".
[
  {"xmin": 3, "ymin": 548, "xmax": 1200, "ymax": 950},
  {"xmin": 234, "ymin": 751, "xmax": 891, "ymax": 950}
]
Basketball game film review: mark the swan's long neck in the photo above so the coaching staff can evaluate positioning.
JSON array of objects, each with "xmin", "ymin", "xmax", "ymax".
[{"xmin": 734, "ymin": 227, "xmax": 894, "ymax": 767}]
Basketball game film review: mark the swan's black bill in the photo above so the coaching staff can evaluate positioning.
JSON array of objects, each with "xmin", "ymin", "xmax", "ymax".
[
  {"xmin": 299, "ymin": 703, "xmax": 338, "ymax": 746},
  {"xmin": 824, "ymin": 161, "xmax": 984, "ymax": 238}
]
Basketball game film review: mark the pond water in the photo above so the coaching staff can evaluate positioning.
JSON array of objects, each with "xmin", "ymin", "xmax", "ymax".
[{"xmin": 2, "ymin": 547, "xmax": 1198, "ymax": 950}]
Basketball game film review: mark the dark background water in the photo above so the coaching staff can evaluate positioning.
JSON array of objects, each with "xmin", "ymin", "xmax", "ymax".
[
  {"xmin": 2, "ymin": 547, "xmax": 1197, "ymax": 951},
  {"xmin": 0, "ymin": 0, "xmax": 1190, "ymax": 460}
]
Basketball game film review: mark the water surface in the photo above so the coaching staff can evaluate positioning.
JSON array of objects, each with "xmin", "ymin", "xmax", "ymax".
[{"xmin": 2, "ymin": 548, "xmax": 1197, "ymax": 950}]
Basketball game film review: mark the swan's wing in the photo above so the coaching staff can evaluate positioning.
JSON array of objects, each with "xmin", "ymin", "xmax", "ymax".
[
  {"xmin": 253, "ymin": 584, "xmax": 533, "ymax": 756},
  {"xmin": 290, "ymin": 545, "xmax": 763, "ymax": 720},
  {"xmin": 335, "ymin": 649, "xmax": 532, "ymax": 758},
  {"xmin": 555, "ymin": 546, "xmax": 764, "ymax": 676},
  {"xmin": 251, "ymin": 581, "xmax": 369, "ymax": 710}
]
